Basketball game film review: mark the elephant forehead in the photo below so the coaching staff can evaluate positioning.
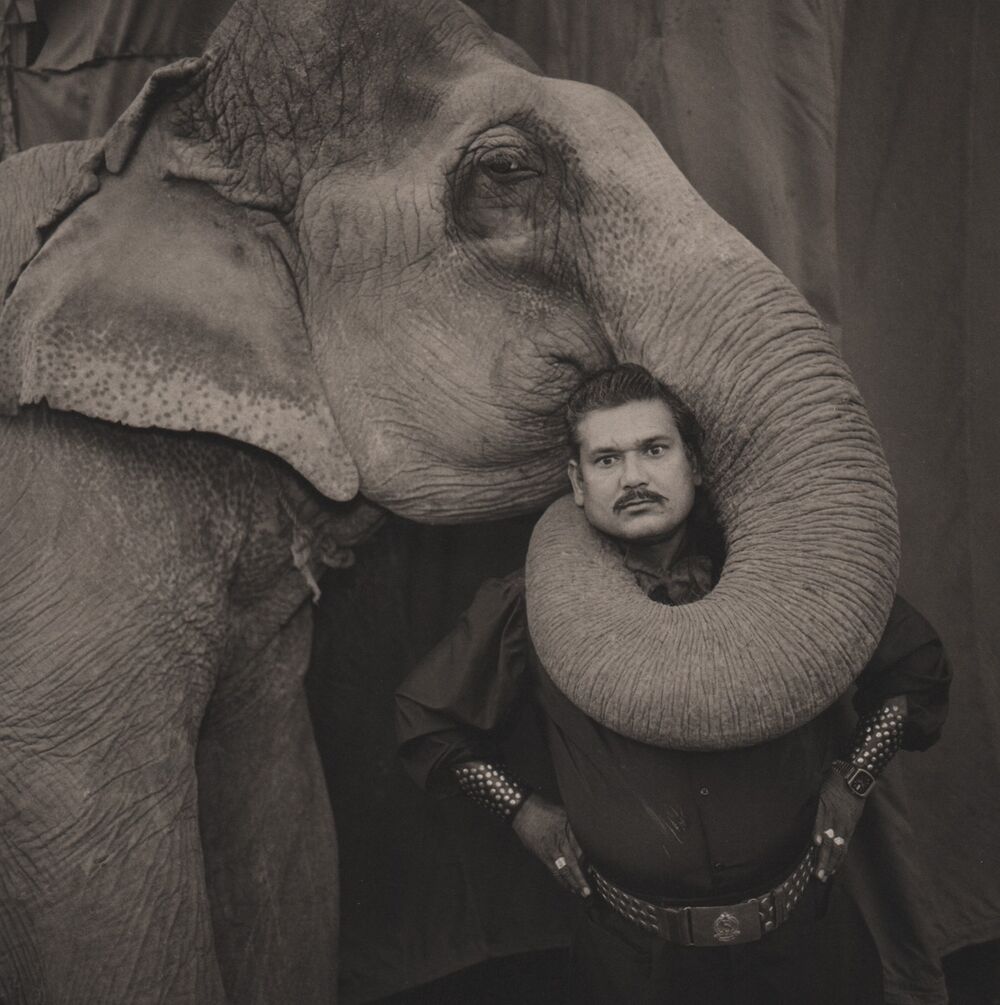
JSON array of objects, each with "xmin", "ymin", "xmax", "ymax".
[{"xmin": 201, "ymin": 0, "xmax": 514, "ymax": 177}]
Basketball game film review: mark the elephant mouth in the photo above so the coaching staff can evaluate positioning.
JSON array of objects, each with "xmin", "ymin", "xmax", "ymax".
[{"xmin": 356, "ymin": 446, "xmax": 568, "ymax": 525}]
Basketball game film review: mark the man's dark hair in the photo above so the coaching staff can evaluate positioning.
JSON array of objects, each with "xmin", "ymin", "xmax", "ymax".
[{"xmin": 565, "ymin": 363, "xmax": 703, "ymax": 467}]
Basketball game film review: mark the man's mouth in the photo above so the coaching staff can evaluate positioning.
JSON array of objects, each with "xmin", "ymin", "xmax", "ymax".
[{"xmin": 614, "ymin": 492, "xmax": 664, "ymax": 513}]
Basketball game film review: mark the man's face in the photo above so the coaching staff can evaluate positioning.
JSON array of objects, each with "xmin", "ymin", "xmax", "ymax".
[{"xmin": 567, "ymin": 399, "xmax": 701, "ymax": 543}]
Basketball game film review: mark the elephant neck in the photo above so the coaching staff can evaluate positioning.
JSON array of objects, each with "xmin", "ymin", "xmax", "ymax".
[{"xmin": 276, "ymin": 475, "xmax": 386, "ymax": 595}]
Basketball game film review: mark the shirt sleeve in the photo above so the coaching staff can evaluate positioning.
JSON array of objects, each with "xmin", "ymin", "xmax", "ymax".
[
  {"xmin": 394, "ymin": 570, "xmax": 532, "ymax": 795},
  {"xmin": 853, "ymin": 594, "xmax": 952, "ymax": 750}
]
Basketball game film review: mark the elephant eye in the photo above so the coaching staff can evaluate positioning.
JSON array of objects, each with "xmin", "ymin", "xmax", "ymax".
[
  {"xmin": 477, "ymin": 146, "xmax": 541, "ymax": 182},
  {"xmin": 453, "ymin": 126, "xmax": 553, "ymax": 258}
]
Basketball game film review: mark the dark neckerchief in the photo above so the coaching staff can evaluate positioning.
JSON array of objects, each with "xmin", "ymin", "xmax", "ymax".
[{"xmin": 622, "ymin": 530, "xmax": 714, "ymax": 607}]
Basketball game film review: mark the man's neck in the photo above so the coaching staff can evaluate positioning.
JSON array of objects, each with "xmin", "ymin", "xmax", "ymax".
[{"xmin": 622, "ymin": 523, "xmax": 690, "ymax": 577}]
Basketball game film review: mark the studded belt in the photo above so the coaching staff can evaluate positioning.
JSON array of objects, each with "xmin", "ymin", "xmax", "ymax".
[{"xmin": 589, "ymin": 845, "xmax": 818, "ymax": 948}]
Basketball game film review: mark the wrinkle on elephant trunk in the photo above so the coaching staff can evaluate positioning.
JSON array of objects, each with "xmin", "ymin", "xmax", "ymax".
[{"xmin": 525, "ymin": 89, "xmax": 899, "ymax": 748}]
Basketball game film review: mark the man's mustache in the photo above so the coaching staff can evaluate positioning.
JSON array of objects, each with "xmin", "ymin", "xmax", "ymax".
[{"xmin": 614, "ymin": 489, "xmax": 665, "ymax": 513}]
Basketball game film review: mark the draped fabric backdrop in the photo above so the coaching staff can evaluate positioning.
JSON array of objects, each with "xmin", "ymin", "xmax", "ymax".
[{"xmin": 2, "ymin": 2, "xmax": 997, "ymax": 1003}]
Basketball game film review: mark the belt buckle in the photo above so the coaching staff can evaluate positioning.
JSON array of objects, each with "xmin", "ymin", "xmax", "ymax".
[{"xmin": 686, "ymin": 900, "xmax": 762, "ymax": 947}]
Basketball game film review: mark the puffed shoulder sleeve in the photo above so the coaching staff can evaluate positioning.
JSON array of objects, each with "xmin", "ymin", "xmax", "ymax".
[
  {"xmin": 853, "ymin": 594, "xmax": 952, "ymax": 750},
  {"xmin": 394, "ymin": 570, "xmax": 531, "ymax": 793}
]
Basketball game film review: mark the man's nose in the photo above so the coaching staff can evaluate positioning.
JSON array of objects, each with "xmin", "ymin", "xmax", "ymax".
[{"xmin": 621, "ymin": 452, "xmax": 648, "ymax": 486}]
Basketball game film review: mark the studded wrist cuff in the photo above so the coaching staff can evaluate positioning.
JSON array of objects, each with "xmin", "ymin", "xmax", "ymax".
[
  {"xmin": 452, "ymin": 760, "xmax": 529, "ymax": 822},
  {"xmin": 848, "ymin": 699, "xmax": 906, "ymax": 780}
]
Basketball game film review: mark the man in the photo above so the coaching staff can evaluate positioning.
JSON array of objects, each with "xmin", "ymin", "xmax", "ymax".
[{"xmin": 395, "ymin": 364, "xmax": 950, "ymax": 1004}]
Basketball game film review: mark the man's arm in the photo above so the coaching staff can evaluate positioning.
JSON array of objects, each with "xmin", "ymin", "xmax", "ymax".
[
  {"xmin": 394, "ymin": 572, "xmax": 591, "ymax": 897},
  {"xmin": 812, "ymin": 595, "xmax": 951, "ymax": 880},
  {"xmin": 395, "ymin": 573, "xmax": 531, "ymax": 793},
  {"xmin": 813, "ymin": 694, "xmax": 908, "ymax": 880}
]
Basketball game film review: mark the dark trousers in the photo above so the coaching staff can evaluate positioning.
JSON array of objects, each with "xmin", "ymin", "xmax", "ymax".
[{"xmin": 569, "ymin": 879, "xmax": 883, "ymax": 1005}]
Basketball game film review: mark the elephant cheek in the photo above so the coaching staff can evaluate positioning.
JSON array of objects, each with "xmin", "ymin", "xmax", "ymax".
[
  {"xmin": 354, "ymin": 442, "xmax": 567, "ymax": 524},
  {"xmin": 310, "ymin": 312, "xmax": 586, "ymax": 522}
]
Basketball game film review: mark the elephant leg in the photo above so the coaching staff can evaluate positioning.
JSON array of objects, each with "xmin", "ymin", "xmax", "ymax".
[
  {"xmin": 0, "ymin": 658, "xmax": 226, "ymax": 1004},
  {"xmin": 196, "ymin": 603, "xmax": 339, "ymax": 1005}
]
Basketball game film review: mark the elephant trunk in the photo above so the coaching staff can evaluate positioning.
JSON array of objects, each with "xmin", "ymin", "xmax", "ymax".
[{"xmin": 526, "ymin": 95, "xmax": 899, "ymax": 748}]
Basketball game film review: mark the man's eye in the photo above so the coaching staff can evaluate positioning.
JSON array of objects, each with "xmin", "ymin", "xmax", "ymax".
[
  {"xmin": 595, "ymin": 456, "xmax": 617, "ymax": 467},
  {"xmin": 646, "ymin": 445, "xmax": 666, "ymax": 457}
]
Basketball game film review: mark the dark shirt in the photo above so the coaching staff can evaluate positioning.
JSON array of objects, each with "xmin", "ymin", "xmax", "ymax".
[{"xmin": 395, "ymin": 549, "xmax": 950, "ymax": 903}]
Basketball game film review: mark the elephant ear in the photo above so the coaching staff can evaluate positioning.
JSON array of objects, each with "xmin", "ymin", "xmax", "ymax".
[{"xmin": 0, "ymin": 58, "xmax": 358, "ymax": 503}]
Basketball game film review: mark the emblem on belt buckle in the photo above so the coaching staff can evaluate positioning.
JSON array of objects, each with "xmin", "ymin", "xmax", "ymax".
[{"xmin": 712, "ymin": 911, "xmax": 742, "ymax": 943}]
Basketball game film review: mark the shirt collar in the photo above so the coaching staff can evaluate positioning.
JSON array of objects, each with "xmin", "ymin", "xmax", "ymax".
[{"xmin": 621, "ymin": 530, "xmax": 714, "ymax": 606}]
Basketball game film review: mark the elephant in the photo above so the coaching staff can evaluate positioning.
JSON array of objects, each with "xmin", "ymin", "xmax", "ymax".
[{"xmin": 0, "ymin": 0, "xmax": 899, "ymax": 1001}]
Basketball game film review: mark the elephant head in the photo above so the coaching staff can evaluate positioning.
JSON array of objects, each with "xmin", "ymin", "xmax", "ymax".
[{"xmin": 0, "ymin": 0, "xmax": 898, "ymax": 747}]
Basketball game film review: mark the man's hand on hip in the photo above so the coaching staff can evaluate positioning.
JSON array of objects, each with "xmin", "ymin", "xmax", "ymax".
[
  {"xmin": 512, "ymin": 793, "xmax": 591, "ymax": 897},
  {"xmin": 812, "ymin": 768, "xmax": 867, "ymax": 881}
]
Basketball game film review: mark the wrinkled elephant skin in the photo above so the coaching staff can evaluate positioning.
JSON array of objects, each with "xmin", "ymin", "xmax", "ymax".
[{"xmin": 0, "ymin": 0, "xmax": 898, "ymax": 1001}]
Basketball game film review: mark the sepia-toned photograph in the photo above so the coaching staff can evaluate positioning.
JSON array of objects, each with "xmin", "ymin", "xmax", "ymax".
[{"xmin": 1, "ymin": 2, "xmax": 997, "ymax": 1002}]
